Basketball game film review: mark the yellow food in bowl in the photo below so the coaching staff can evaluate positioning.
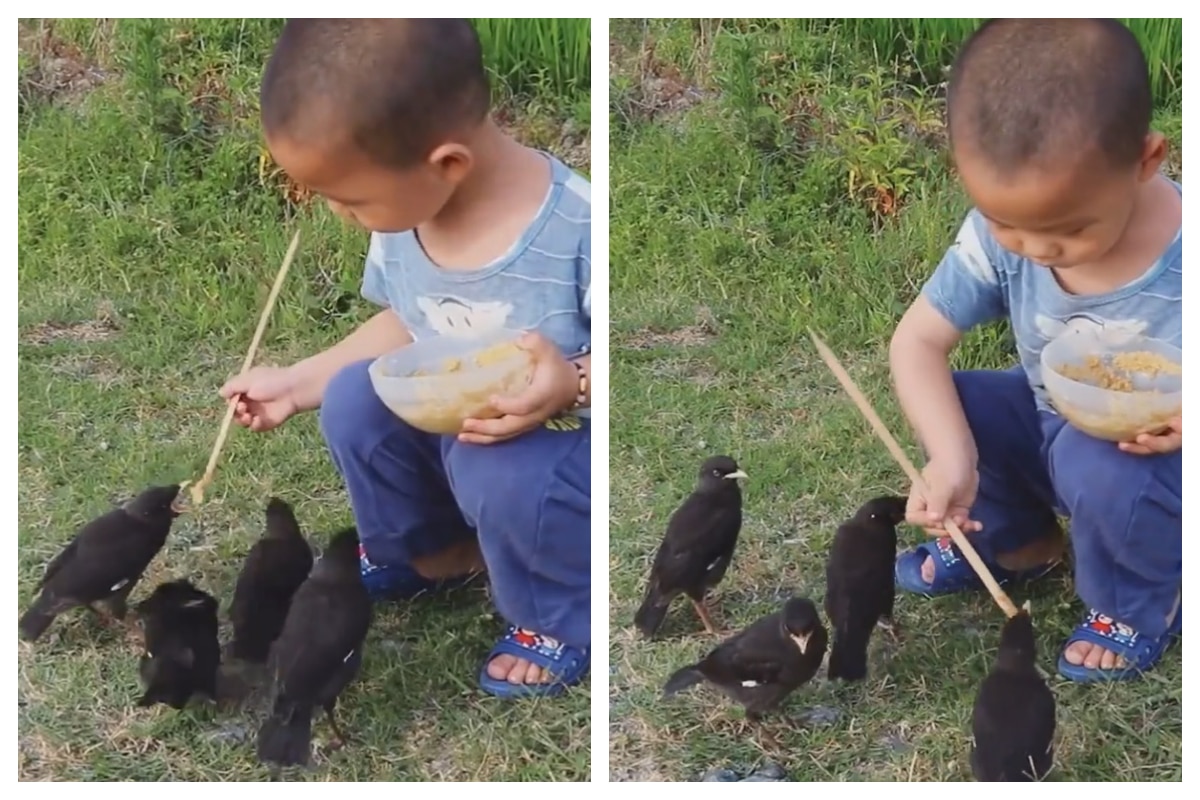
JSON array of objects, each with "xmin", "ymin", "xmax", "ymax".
[
  {"xmin": 1055, "ymin": 351, "xmax": 1182, "ymax": 392},
  {"xmin": 407, "ymin": 341, "xmax": 523, "ymax": 378}
]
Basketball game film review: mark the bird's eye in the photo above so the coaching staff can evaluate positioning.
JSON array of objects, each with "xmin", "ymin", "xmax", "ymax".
[{"xmin": 712, "ymin": 469, "xmax": 721, "ymax": 477}]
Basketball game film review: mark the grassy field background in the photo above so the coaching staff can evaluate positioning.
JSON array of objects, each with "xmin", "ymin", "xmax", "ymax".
[
  {"xmin": 608, "ymin": 18, "xmax": 1182, "ymax": 782},
  {"xmin": 18, "ymin": 17, "xmax": 590, "ymax": 781}
]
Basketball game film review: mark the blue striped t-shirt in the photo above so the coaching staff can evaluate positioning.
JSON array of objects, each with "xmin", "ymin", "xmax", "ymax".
[
  {"xmin": 361, "ymin": 154, "xmax": 591, "ymax": 413},
  {"xmin": 922, "ymin": 178, "xmax": 1183, "ymax": 412}
]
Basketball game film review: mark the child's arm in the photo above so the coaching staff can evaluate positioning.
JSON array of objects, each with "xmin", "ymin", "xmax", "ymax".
[
  {"xmin": 890, "ymin": 296, "xmax": 977, "ymax": 470},
  {"xmin": 288, "ymin": 308, "xmax": 412, "ymax": 412},
  {"xmin": 890, "ymin": 212, "xmax": 1009, "ymax": 529}
]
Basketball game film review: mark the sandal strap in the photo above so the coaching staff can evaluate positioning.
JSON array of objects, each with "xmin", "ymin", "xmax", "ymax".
[
  {"xmin": 914, "ymin": 537, "xmax": 985, "ymax": 590},
  {"xmin": 1065, "ymin": 609, "xmax": 1160, "ymax": 663}
]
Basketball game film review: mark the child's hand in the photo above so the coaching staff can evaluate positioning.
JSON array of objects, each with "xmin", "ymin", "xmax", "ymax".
[
  {"xmin": 218, "ymin": 366, "xmax": 301, "ymax": 432},
  {"xmin": 907, "ymin": 459, "xmax": 984, "ymax": 536},
  {"xmin": 1119, "ymin": 416, "xmax": 1182, "ymax": 455},
  {"xmin": 458, "ymin": 332, "xmax": 578, "ymax": 445}
]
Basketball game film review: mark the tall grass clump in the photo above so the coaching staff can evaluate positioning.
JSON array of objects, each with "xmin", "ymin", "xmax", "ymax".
[
  {"xmin": 818, "ymin": 18, "xmax": 1181, "ymax": 107},
  {"xmin": 473, "ymin": 17, "xmax": 590, "ymax": 99},
  {"xmin": 27, "ymin": 18, "xmax": 590, "ymax": 103}
]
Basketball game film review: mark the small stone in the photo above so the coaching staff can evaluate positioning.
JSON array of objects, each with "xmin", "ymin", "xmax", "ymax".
[
  {"xmin": 798, "ymin": 705, "xmax": 841, "ymax": 726},
  {"xmin": 701, "ymin": 767, "xmax": 740, "ymax": 782},
  {"xmin": 208, "ymin": 722, "xmax": 252, "ymax": 744},
  {"xmin": 753, "ymin": 762, "xmax": 787, "ymax": 780}
]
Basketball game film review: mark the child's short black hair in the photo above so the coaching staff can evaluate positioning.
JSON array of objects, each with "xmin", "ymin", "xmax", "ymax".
[
  {"xmin": 260, "ymin": 19, "xmax": 490, "ymax": 169},
  {"xmin": 947, "ymin": 18, "xmax": 1152, "ymax": 171}
]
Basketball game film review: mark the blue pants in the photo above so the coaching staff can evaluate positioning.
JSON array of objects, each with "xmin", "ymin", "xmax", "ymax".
[
  {"xmin": 955, "ymin": 368, "xmax": 1182, "ymax": 639},
  {"xmin": 319, "ymin": 359, "xmax": 592, "ymax": 648}
]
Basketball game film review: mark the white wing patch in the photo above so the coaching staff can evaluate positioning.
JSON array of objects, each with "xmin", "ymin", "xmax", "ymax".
[
  {"xmin": 109, "ymin": 578, "xmax": 129, "ymax": 592},
  {"xmin": 952, "ymin": 217, "xmax": 999, "ymax": 285},
  {"xmin": 740, "ymin": 680, "xmax": 760, "ymax": 688},
  {"xmin": 342, "ymin": 648, "xmax": 356, "ymax": 664}
]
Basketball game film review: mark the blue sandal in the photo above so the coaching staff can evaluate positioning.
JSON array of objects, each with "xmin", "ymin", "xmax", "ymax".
[
  {"xmin": 895, "ymin": 536, "xmax": 1058, "ymax": 597},
  {"xmin": 1057, "ymin": 608, "xmax": 1180, "ymax": 683},
  {"xmin": 358, "ymin": 544, "xmax": 478, "ymax": 601},
  {"xmin": 478, "ymin": 625, "xmax": 590, "ymax": 699}
]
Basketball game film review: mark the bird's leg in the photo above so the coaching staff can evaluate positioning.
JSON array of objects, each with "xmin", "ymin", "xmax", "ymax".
[
  {"xmin": 103, "ymin": 583, "xmax": 136, "ymax": 622},
  {"xmin": 324, "ymin": 703, "xmax": 349, "ymax": 750},
  {"xmin": 746, "ymin": 711, "xmax": 781, "ymax": 751},
  {"xmin": 876, "ymin": 615, "xmax": 901, "ymax": 643},
  {"xmin": 689, "ymin": 597, "xmax": 722, "ymax": 636},
  {"xmin": 84, "ymin": 602, "xmax": 118, "ymax": 628}
]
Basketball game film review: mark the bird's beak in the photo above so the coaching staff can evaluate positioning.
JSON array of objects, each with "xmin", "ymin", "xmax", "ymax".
[
  {"xmin": 789, "ymin": 631, "xmax": 811, "ymax": 655},
  {"xmin": 170, "ymin": 481, "xmax": 191, "ymax": 514},
  {"xmin": 1021, "ymin": 599, "xmax": 1032, "ymax": 615},
  {"xmin": 724, "ymin": 470, "xmax": 748, "ymax": 481}
]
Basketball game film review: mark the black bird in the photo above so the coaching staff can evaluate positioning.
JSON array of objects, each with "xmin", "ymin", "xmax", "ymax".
[
  {"xmin": 135, "ymin": 579, "xmax": 221, "ymax": 709},
  {"xmin": 634, "ymin": 455, "xmax": 747, "ymax": 637},
  {"xmin": 229, "ymin": 498, "xmax": 314, "ymax": 664},
  {"xmin": 19, "ymin": 484, "xmax": 183, "ymax": 642},
  {"xmin": 662, "ymin": 596, "xmax": 827, "ymax": 720},
  {"xmin": 824, "ymin": 495, "xmax": 906, "ymax": 681},
  {"xmin": 256, "ymin": 527, "xmax": 372, "ymax": 770},
  {"xmin": 970, "ymin": 602, "xmax": 1056, "ymax": 782}
]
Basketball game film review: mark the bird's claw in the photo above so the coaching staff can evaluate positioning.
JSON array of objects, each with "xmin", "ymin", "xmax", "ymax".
[{"xmin": 877, "ymin": 616, "xmax": 901, "ymax": 642}]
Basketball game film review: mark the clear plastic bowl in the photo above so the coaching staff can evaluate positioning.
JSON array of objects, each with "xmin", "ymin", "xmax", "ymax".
[
  {"xmin": 368, "ymin": 328, "xmax": 535, "ymax": 435},
  {"xmin": 1040, "ymin": 329, "xmax": 1182, "ymax": 442}
]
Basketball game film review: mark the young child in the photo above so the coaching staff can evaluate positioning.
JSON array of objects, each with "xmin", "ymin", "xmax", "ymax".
[
  {"xmin": 219, "ymin": 19, "xmax": 591, "ymax": 698},
  {"xmin": 889, "ymin": 19, "xmax": 1181, "ymax": 683}
]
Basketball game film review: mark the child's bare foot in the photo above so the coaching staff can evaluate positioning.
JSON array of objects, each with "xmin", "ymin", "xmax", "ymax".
[
  {"xmin": 478, "ymin": 626, "xmax": 590, "ymax": 698},
  {"xmin": 1062, "ymin": 640, "xmax": 1126, "ymax": 670},
  {"xmin": 1056, "ymin": 609, "xmax": 1178, "ymax": 683},
  {"xmin": 895, "ymin": 535, "xmax": 1060, "ymax": 597},
  {"xmin": 486, "ymin": 652, "xmax": 553, "ymax": 684}
]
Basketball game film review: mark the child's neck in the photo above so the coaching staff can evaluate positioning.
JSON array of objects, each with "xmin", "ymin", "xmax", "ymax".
[
  {"xmin": 419, "ymin": 121, "xmax": 551, "ymax": 270},
  {"xmin": 1054, "ymin": 175, "xmax": 1180, "ymax": 295}
]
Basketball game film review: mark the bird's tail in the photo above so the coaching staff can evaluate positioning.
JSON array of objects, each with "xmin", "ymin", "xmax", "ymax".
[
  {"xmin": 634, "ymin": 586, "xmax": 670, "ymax": 638},
  {"xmin": 256, "ymin": 698, "xmax": 314, "ymax": 768},
  {"xmin": 827, "ymin": 623, "xmax": 870, "ymax": 681},
  {"xmin": 19, "ymin": 594, "xmax": 58, "ymax": 642},
  {"xmin": 662, "ymin": 665, "xmax": 704, "ymax": 696}
]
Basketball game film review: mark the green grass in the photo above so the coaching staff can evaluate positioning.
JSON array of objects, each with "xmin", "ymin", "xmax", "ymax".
[
  {"xmin": 825, "ymin": 18, "xmax": 1181, "ymax": 106},
  {"xmin": 608, "ymin": 20, "xmax": 1181, "ymax": 782},
  {"xmin": 18, "ymin": 18, "xmax": 589, "ymax": 781},
  {"xmin": 474, "ymin": 18, "xmax": 591, "ymax": 100}
]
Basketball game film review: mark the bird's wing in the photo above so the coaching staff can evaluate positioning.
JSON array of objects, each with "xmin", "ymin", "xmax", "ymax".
[
  {"xmin": 228, "ymin": 546, "xmax": 267, "ymax": 625},
  {"xmin": 718, "ymin": 646, "xmax": 785, "ymax": 685},
  {"xmin": 37, "ymin": 537, "xmax": 81, "ymax": 590},
  {"xmin": 48, "ymin": 514, "xmax": 153, "ymax": 596},
  {"xmin": 703, "ymin": 619, "xmax": 785, "ymax": 684},
  {"xmin": 655, "ymin": 495, "xmax": 740, "ymax": 587},
  {"xmin": 273, "ymin": 589, "xmax": 370, "ymax": 702}
]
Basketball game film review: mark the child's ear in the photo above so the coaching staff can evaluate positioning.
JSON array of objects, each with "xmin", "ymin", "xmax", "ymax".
[
  {"xmin": 427, "ymin": 143, "xmax": 473, "ymax": 184},
  {"xmin": 1136, "ymin": 132, "xmax": 1168, "ymax": 181}
]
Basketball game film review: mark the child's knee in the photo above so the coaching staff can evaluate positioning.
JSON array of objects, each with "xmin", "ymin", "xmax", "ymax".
[
  {"xmin": 448, "ymin": 433, "xmax": 590, "ymax": 583},
  {"xmin": 1050, "ymin": 425, "xmax": 1181, "ymax": 581}
]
